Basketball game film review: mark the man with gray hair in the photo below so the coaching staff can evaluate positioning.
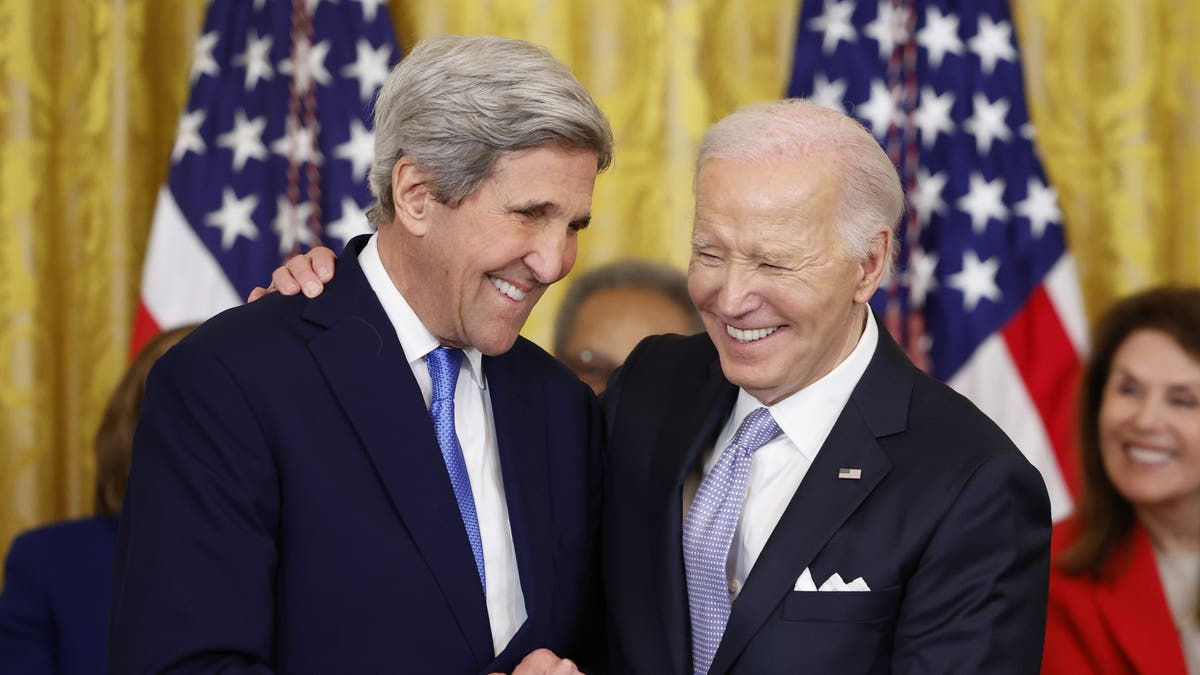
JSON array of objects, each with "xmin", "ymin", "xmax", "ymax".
[
  {"xmin": 602, "ymin": 99, "xmax": 1051, "ymax": 673},
  {"xmin": 110, "ymin": 35, "xmax": 611, "ymax": 674}
]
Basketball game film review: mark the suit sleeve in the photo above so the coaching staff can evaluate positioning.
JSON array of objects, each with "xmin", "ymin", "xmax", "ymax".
[
  {"xmin": 891, "ymin": 452, "xmax": 1052, "ymax": 674},
  {"xmin": 109, "ymin": 344, "xmax": 279, "ymax": 675},
  {"xmin": 0, "ymin": 534, "xmax": 56, "ymax": 675}
]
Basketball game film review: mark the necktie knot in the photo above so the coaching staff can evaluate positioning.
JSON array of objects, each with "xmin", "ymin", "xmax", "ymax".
[
  {"xmin": 730, "ymin": 406, "xmax": 782, "ymax": 456},
  {"xmin": 427, "ymin": 347, "xmax": 464, "ymax": 403}
]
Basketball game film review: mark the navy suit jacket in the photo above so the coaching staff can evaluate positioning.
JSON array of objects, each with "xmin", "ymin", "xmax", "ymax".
[
  {"xmin": 110, "ymin": 240, "xmax": 604, "ymax": 674},
  {"xmin": 601, "ymin": 325, "xmax": 1051, "ymax": 674},
  {"xmin": 0, "ymin": 517, "xmax": 117, "ymax": 675}
]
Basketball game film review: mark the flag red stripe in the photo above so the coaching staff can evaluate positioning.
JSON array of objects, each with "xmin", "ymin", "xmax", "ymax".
[
  {"xmin": 1001, "ymin": 286, "xmax": 1083, "ymax": 498},
  {"xmin": 130, "ymin": 299, "xmax": 162, "ymax": 361}
]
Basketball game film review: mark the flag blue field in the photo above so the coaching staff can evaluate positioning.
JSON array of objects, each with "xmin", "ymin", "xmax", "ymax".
[{"xmin": 134, "ymin": 0, "xmax": 399, "ymax": 353}]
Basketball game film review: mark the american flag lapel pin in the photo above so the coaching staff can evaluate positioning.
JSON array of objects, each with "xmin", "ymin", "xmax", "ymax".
[{"xmin": 837, "ymin": 467, "xmax": 862, "ymax": 480}]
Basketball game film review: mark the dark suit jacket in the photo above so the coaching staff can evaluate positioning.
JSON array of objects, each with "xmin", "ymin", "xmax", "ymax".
[
  {"xmin": 110, "ymin": 240, "xmax": 604, "ymax": 675},
  {"xmin": 1042, "ymin": 518, "xmax": 1188, "ymax": 674},
  {"xmin": 0, "ymin": 517, "xmax": 117, "ymax": 675},
  {"xmin": 601, "ymin": 326, "xmax": 1051, "ymax": 674}
]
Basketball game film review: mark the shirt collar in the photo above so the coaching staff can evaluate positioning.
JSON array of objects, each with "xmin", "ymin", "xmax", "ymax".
[
  {"xmin": 358, "ymin": 234, "xmax": 486, "ymax": 389},
  {"xmin": 731, "ymin": 309, "xmax": 879, "ymax": 460}
]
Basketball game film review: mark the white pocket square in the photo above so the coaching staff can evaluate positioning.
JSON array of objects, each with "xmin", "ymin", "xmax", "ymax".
[{"xmin": 794, "ymin": 567, "xmax": 870, "ymax": 592}]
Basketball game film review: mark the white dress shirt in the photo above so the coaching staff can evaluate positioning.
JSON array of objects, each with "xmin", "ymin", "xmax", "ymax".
[
  {"xmin": 359, "ymin": 235, "xmax": 526, "ymax": 655},
  {"xmin": 688, "ymin": 311, "xmax": 878, "ymax": 599}
]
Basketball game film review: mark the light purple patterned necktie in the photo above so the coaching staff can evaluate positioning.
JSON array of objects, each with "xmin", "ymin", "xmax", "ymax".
[
  {"xmin": 426, "ymin": 346, "xmax": 486, "ymax": 594},
  {"xmin": 682, "ymin": 406, "xmax": 782, "ymax": 675}
]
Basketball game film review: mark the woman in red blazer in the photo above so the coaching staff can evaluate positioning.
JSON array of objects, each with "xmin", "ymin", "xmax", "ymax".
[{"xmin": 1043, "ymin": 287, "xmax": 1200, "ymax": 675}]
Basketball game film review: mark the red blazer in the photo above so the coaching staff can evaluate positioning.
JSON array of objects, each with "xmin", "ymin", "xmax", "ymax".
[{"xmin": 1042, "ymin": 517, "xmax": 1187, "ymax": 674}]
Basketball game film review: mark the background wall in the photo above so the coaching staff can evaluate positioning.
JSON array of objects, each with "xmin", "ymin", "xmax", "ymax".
[{"xmin": 1, "ymin": 0, "xmax": 1197, "ymax": 567}]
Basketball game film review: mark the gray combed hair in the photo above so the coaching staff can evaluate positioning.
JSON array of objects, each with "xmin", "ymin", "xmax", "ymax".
[
  {"xmin": 696, "ymin": 99, "xmax": 903, "ymax": 265},
  {"xmin": 366, "ymin": 34, "xmax": 614, "ymax": 225}
]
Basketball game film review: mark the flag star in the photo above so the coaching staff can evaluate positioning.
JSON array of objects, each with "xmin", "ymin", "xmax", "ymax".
[
  {"xmin": 343, "ymin": 39, "xmax": 392, "ymax": 101},
  {"xmin": 271, "ymin": 123, "xmax": 323, "ymax": 166},
  {"xmin": 234, "ymin": 31, "xmax": 273, "ymax": 90},
  {"xmin": 910, "ymin": 168, "xmax": 949, "ymax": 227},
  {"xmin": 969, "ymin": 15, "xmax": 1017, "ymax": 75},
  {"xmin": 914, "ymin": 86, "xmax": 956, "ymax": 149},
  {"xmin": 253, "ymin": 0, "xmax": 267, "ymax": 9},
  {"xmin": 190, "ymin": 31, "xmax": 220, "ymax": 82},
  {"xmin": 917, "ymin": 7, "xmax": 964, "ymax": 69},
  {"xmin": 957, "ymin": 172, "xmax": 1008, "ymax": 235},
  {"xmin": 863, "ymin": 1, "xmax": 910, "ymax": 60},
  {"xmin": 963, "ymin": 93, "xmax": 1012, "ymax": 154},
  {"xmin": 948, "ymin": 250, "xmax": 1002, "ymax": 311},
  {"xmin": 807, "ymin": 0, "xmax": 858, "ymax": 55},
  {"xmin": 279, "ymin": 38, "xmax": 332, "ymax": 93},
  {"xmin": 352, "ymin": 0, "xmax": 387, "ymax": 22},
  {"xmin": 335, "ymin": 119, "xmax": 374, "ymax": 181},
  {"xmin": 1021, "ymin": 122, "xmax": 1036, "ymax": 140},
  {"xmin": 326, "ymin": 197, "xmax": 372, "ymax": 245},
  {"xmin": 856, "ymin": 79, "xmax": 900, "ymax": 140},
  {"xmin": 908, "ymin": 249, "xmax": 938, "ymax": 307},
  {"xmin": 273, "ymin": 196, "xmax": 315, "ymax": 256},
  {"xmin": 206, "ymin": 188, "xmax": 260, "ymax": 250},
  {"xmin": 171, "ymin": 110, "xmax": 207, "ymax": 162},
  {"xmin": 217, "ymin": 110, "xmax": 269, "ymax": 172},
  {"xmin": 1016, "ymin": 177, "xmax": 1061, "ymax": 239},
  {"xmin": 809, "ymin": 73, "xmax": 848, "ymax": 113}
]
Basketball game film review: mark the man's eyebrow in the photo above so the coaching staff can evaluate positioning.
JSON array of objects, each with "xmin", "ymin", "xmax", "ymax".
[
  {"xmin": 510, "ymin": 200, "xmax": 552, "ymax": 215},
  {"xmin": 570, "ymin": 214, "xmax": 592, "ymax": 230}
]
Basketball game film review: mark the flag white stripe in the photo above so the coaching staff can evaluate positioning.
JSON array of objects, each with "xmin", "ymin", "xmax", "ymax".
[
  {"xmin": 140, "ymin": 187, "xmax": 241, "ymax": 329},
  {"xmin": 1044, "ymin": 254, "xmax": 1090, "ymax": 357},
  {"xmin": 949, "ymin": 334, "xmax": 1074, "ymax": 521}
]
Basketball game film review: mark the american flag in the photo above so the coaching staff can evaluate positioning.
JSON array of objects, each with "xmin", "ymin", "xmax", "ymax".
[
  {"xmin": 788, "ymin": 0, "xmax": 1086, "ymax": 520},
  {"xmin": 132, "ymin": 0, "xmax": 399, "ymax": 354}
]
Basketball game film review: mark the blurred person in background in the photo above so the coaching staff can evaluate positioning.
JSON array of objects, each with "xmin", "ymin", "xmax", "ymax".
[
  {"xmin": 553, "ymin": 260, "xmax": 702, "ymax": 393},
  {"xmin": 1043, "ymin": 286, "xmax": 1200, "ymax": 674},
  {"xmin": 0, "ymin": 325, "xmax": 194, "ymax": 675}
]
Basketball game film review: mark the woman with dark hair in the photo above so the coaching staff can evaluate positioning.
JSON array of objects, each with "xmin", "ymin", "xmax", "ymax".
[
  {"xmin": 0, "ymin": 325, "xmax": 194, "ymax": 674},
  {"xmin": 1043, "ymin": 287, "xmax": 1200, "ymax": 674}
]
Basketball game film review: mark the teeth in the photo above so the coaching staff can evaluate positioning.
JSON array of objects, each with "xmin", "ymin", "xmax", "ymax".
[
  {"xmin": 727, "ymin": 325, "xmax": 778, "ymax": 343},
  {"xmin": 1127, "ymin": 446, "xmax": 1173, "ymax": 465},
  {"xmin": 489, "ymin": 276, "xmax": 526, "ymax": 301}
]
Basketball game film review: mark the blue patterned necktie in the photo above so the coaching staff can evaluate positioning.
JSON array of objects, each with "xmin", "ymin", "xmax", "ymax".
[
  {"xmin": 426, "ymin": 346, "xmax": 486, "ymax": 594},
  {"xmin": 682, "ymin": 406, "xmax": 782, "ymax": 675}
]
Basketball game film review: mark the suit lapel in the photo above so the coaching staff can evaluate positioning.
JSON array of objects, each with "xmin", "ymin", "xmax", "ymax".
[
  {"xmin": 483, "ymin": 350, "xmax": 553, "ymax": 666},
  {"xmin": 710, "ymin": 321, "xmax": 909, "ymax": 675},
  {"xmin": 1096, "ymin": 526, "xmax": 1188, "ymax": 674},
  {"xmin": 303, "ymin": 246, "xmax": 493, "ymax": 665},
  {"xmin": 650, "ymin": 359, "xmax": 738, "ymax": 674}
]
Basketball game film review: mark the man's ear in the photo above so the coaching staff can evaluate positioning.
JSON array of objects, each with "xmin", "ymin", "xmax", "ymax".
[
  {"xmin": 391, "ymin": 157, "xmax": 433, "ymax": 236},
  {"xmin": 853, "ymin": 228, "xmax": 892, "ymax": 304}
]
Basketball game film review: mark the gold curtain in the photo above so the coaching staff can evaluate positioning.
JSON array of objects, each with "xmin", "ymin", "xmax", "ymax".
[{"xmin": 2, "ymin": 0, "xmax": 1198, "ymax": 570}]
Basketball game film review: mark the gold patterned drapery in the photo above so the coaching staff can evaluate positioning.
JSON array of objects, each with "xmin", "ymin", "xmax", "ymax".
[{"xmin": 2, "ymin": 0, "xmax": 1198, "ymax": 570}]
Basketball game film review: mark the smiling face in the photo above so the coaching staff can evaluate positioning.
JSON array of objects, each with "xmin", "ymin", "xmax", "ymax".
[
  {"xmin": 384, "ymin": 145, "xmax": 599, "ymax": 355},
  {"xmin": 688, "ymin": 156, "xmax": 888, "ymax": 405},
  {"xmin": 1098, "ymin": 329, "xmax": 1200, "ymax": 518}
]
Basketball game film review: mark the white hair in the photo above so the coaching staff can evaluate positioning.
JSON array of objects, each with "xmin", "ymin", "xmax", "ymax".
[{"xmin": 697, "ymin": 99, "xmax": 904, "ymax": 264}]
